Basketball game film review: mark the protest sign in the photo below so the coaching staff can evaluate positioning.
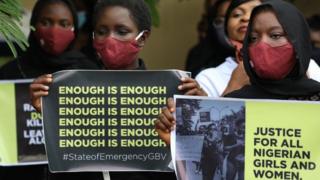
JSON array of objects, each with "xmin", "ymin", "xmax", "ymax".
[
  {"xmin": 0, "ymin": 80, "xmax": 46, "ymax": 166},
  {"xmin": 42, "ymin": 70, "xmax": 189, "ymax": 172},
  {"xmin": 173, "ymin": 95, "xmax": 320, "ymax": 180}
]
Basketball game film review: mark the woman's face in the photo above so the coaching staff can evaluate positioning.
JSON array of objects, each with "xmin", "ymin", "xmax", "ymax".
[
  {"xmin": 94, "ymin": 6, "xmax": 139, "ymax": 42},
  {"xmin": 35, "ymin": 3, "xmax": 74, "ymax": 30},
  {"xmin": 227, "ymin": 0, "xmax": 261, "ymax": 42},
  {"xmin": 249, "ymin": 11, "xmax": 289, "ymax": 47}
]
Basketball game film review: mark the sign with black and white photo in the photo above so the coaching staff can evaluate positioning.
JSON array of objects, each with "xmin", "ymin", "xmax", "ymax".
[
  {"xmin": 42, "ymin": 70, "xmax": 189, "ymax": 172},
  {"xmin": 173, "ymin": 95, "xmax": 320, "ymax": 180}
]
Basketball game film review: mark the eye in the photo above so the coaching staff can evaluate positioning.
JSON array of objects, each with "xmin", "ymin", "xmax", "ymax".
[
  {"xmin": 213, "ymin": 17, "xmax": 225, "ymax": 26},
  {"xmin": 116, "ymin": 27, "xmax": 130, "ymax": 36},
  {"xmin": 60, "ymin": 20, "xmax": 72, "ymax": 28},
  {"xmin": 95, "ymin": 27, "xmax": 109, "ymax": 36},
  {"xmin": 250, "ymin": 34, "xmax": 258, "ymax": 43},
  {"xmin": 231, "ymin": 10, "xmax": 243, "ymax": 18},
  {"xmin": 270, "ymin": 33, "xmax": 284, "ymax": 40},
  {"xmin": 40, "ymin": 19, "xmax": 51, "ymax": 27}
]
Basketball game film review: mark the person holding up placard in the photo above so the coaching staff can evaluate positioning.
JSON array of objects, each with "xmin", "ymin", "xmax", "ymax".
[
  {"xmin": 155, "ymin": 0, "xmax": 320, "ymax": 148},
  {"xmin": 30, "ymin": 0, "xmax": 177, "ymax": 180},
  {"xmin": 0, "ymin": 0, "xmax": 100, "ymax": 180}
]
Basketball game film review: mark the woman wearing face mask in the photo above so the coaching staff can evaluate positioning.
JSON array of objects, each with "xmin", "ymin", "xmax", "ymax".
[
  {"xmin": 225, "ymin": 0, "xmax": 320, "ymax": 100},
  {"xmin": 30, "ymin": 0, "xmax": 176, "ymax": 180},
  {"xmin": 185, "ymin": 0, "xmax": 233, "ymax": 77},
  {"xmin": 0, "ymin": 0, "xmax": 99, "ymax": 80},
  {"xmin": 196, "ymin": 0, "xmax": 320, "ymax": 98},
  {"xmin": 155, "ymin": 0, "xmax": 320, "ymax": 145},
  {"xmin": 0, "ymin": 1, "xmax": 102, "ymax": 180},
  {"xmin": 155, "ymin": 0, "xmax": 262, "ymax": 148},
  {"xmin": 195, "ymin": 0, "xmax": 262, "ymax": 98}
]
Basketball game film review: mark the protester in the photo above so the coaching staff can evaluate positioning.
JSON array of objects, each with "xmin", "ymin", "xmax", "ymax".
[
  {"xmin": 186, "ymin": 0, "xmax": 233, "ymax": 77},
  {"xmin": 225, "ymin": 0, "xmax": 320, "ymax": 100},
  {"xmin": 155, "ymin": 0, "xmax": 320, "ymax": 146},
  {"xmin": 307, "ymin": 14, "xmax": 320, "ymax": 65},
  {"xmin": 30, "ymin": 0, "xmax": 176, "ymax": 179},
  {"xmin": 0, "ymin": 0, "xmax": 98, "ymax": 80},
  {"xmin": 0, "ymin": 1, "xmax": 101, "ymax": 180}
]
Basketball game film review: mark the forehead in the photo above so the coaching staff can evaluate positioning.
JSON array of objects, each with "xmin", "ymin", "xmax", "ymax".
[
  {"xmin": 38, "ymin": 2, "xmax": 72, "ymax": 19},
  {"xmin": 96, "ymin": 6, "xmax": 136, "ymax": 27},
  {"xmin": 233, "ymin": 0, "xmax": 261, "ymax": 12},
  {"xmin": 252, "ymin": 10, "xmax": 282, "ymax": 31}
]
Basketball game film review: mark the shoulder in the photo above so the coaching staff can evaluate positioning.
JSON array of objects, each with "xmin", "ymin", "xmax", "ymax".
[
  {"xmin": 0, "ymin": 60, "xmax": 22, "ymax": 79},
  {"xmin": 224, "ymin": 85, "xmax": 283, "ymax": 99}
]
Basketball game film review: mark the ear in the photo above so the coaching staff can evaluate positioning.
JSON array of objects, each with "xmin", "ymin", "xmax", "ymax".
[{"xmin": 137, "ymin": 30, "xmax": 150, "ymax": 48}]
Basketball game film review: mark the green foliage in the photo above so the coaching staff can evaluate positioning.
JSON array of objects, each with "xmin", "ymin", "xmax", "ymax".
[
  {"xmin": 144, "ymin": 0, "xmax": 160, "ymax": 27},
  {"xmin": 0, "ymin": 0, "xmax": 28, "ymax": 57}
]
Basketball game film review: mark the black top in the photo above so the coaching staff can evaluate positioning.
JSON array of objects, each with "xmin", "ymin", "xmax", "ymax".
[
  {"xmin": 311, "ymin": 46, "xmax": 320, "ymax": 66},
  {"xmin": 186, "ymin": 38, "xmax": 233, "ymax": 77},
  {"xmin": 225, "ymin": 0, "xmax": 320, "ymax": 100},
  {"xmin": 0, "ymin": 50, "xmax": 100, "ymax": 80}
]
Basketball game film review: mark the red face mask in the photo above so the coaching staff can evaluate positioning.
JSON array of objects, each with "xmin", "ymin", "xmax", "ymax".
[
  {"xmin": 93, "ymin": 34, "xmax": 142, "ymax": 69},
  {"xmin": 249, "ymin": 42, "xmax": 296, "ymax": 80},
  {"xmin": 35, "ymin": 27, "xmax": 75, "ymax": 55}
]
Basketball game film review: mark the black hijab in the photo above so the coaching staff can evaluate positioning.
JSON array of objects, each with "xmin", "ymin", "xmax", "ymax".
[
  {"xmin": 17, "ymin": 0, "xmax": 99, "ymax": 78},
  {"xmin": 226, "ymin": 0, "xmax": 320, "ymax": 99}
]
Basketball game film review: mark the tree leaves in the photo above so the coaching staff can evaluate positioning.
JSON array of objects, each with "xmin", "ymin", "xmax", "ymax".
[
  {"xmin": 144, "ymin": 0, "xmax": 160, "ymax": 27},
  {"xmin": 0, "ymin": 0, "xmax": 28, "ymax": 57}
]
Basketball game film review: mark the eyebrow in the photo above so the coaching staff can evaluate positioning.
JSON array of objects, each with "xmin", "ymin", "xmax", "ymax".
[{"xmin": 268, "ymin": 26, "xmax": 283, "ymax": 31}]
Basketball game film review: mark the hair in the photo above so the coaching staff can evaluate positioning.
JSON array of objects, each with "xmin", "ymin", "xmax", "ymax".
[
  {"xmin": 28, "ymin": 0, "xmax": 78, "ymax": 50},
  {"xmin": 197, "ymin": 0, "xmax": 230, "ymax": 41},
  {"xmin": 93, "ymin": 0, "xmax": 152, "ymax": 31},
  {"xmin": 307, "ymin": 14, "xmax": 320, "ymax": 31},
  {"xmin": 30, "ymin": 0, "xmax": 78, "ymax": 35}
]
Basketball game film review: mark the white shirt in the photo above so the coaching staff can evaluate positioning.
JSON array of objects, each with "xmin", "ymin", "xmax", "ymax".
[{"xmin": 196, "ymin": 57, "xmax": 320, "ymax": 97}]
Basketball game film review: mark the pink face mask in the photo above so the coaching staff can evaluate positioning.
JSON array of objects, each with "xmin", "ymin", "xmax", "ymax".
[
  {"xmin": 35, "ymin": 26, "xmax": 75, "ymax": 55},
  {"xmin": 249, "ymin": 41, "xmax": 296, "ymax": 80},
  {"xmin": 93, "ymin": 32, "xmax": 144, "ymax": 69}
]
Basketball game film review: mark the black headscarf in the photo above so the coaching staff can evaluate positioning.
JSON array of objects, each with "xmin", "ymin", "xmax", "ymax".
[
  {"xmin": 17, "ymin": 0, "xmax": 99, "ymax": 78},
  {"xmin": 226, "ymin": 0, "xmax": 320, "ymax": 99}
]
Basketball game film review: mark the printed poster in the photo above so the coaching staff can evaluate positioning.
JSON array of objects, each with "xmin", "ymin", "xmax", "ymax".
[
  {"xmin": 42, "ymin": 70, "xmax": 189, "ymax": 172},
  {"xmin": 0, "ymin": 80, "xmax": 46, "ymax": 166},
  {"xmin": 173, "ymin": 95, "xmax": 320, "ymax": 180}
]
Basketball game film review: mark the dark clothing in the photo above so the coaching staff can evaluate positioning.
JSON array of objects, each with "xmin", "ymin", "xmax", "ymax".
[
  {"xmin": 226, "ymin": 0, "xmax": 320, "ymax": 99},
  {"xmin": 0, "ymin": 50, "xmax": 99, "ymax": 79},
  {"xmin": 186, "ymin": 38, "xmax": 233, "ymax": 77},
  {"xmin": 186, "ymin": 0, "xmax": 234, "ymax": 77},
  {"xmin": 311, "ymin": 46, "xmax": 320, "ymax": 66}
]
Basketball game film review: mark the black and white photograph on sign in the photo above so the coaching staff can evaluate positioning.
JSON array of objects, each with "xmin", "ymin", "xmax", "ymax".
[{"xmin": 175, "ymin": 96, "xmax": 245, "ymax": 180}]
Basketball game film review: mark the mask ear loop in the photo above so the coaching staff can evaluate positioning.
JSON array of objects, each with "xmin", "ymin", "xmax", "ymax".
[
  {"xmin": 135, "ymin": 30, "xmax": 145, "ymax": 41},
  {"xmin": 92, "ymin": 32, "xmax": 95, "ymax": 39}
]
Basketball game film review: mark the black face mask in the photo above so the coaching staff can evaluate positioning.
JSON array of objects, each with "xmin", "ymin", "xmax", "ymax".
[{"xmin": 212, "ymin": 20, "xmax": 234, "ymax": 51}]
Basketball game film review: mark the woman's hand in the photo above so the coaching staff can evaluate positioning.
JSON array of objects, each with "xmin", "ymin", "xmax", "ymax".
[
  {"xmin": 29, "ymin": 74, "xmax": 53, "ymax": 112},
  {"xmin": 155, "ymin": 98, "xmax": 176, "ymax": 145},
  {"xmin": 178, "ymin": 77, "xmax": 207, "ymax": 96}
]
